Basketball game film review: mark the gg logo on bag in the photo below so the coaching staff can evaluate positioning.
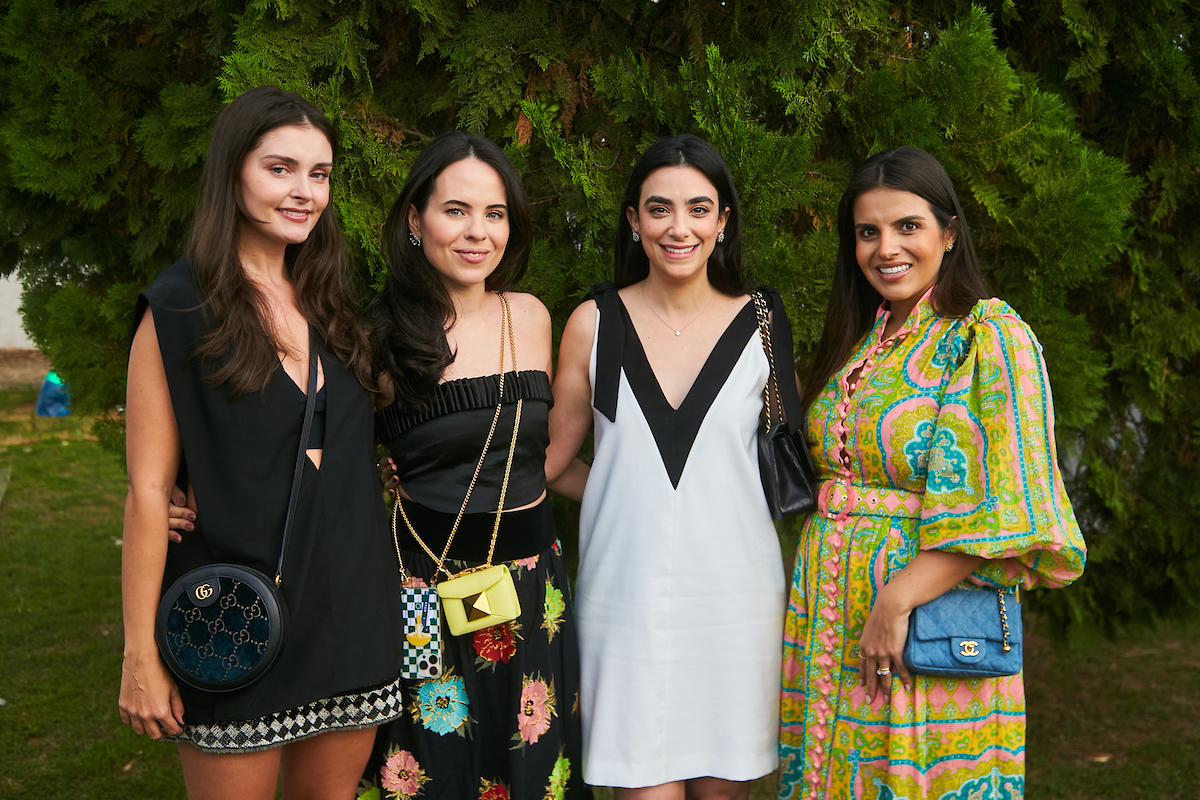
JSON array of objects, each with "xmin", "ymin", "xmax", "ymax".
[
  {"xmin": 187, "ymin": 576, "xmax": 221, "ymax": 608},
  {"xmin": 959, "ymin": 640, "xmax": 980, "ymax": 657}
]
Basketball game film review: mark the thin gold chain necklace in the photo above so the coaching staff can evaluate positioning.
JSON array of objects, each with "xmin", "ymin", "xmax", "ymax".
[{"xmin": 641, "ymin": 283, "xmax": 715, "ymax": 337}]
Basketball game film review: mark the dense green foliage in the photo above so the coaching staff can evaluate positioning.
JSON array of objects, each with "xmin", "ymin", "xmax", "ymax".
[{"xmin": 0, "ymin": 0, "xmax": 1195, "ymax": 634}]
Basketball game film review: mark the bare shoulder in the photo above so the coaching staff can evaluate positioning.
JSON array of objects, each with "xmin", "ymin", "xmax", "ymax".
[
  {"xmin": 556, "ymin": 299, "xmax": 598, "ymax": 378},
  {"xmin": 563, "ymin": 298, "xmax": 599, "ymax": 341},
  {"xmin": 502, "ymin": 292, "xmax": 552, "ymax": 372},
  {"xmin": 728, "ymin": 290, "xmax": 753, "ymax": 308},
  {"xmin": 129, "ymin": 309, "xmax": 162, "ymax": 364},
  {"xmin": 503, "ymin": 291, "xmax": 550, "ymax": 323}
]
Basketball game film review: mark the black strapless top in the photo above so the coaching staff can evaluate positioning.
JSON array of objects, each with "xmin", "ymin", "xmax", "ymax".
[{"xmin": 376, "ymin": 371, "xmax": 553, "ymax": 515}]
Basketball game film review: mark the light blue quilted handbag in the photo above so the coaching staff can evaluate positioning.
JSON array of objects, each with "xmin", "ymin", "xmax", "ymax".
[{"xmin": 902, "ymin": 587, "xmax": 1022, "ymax": 678}]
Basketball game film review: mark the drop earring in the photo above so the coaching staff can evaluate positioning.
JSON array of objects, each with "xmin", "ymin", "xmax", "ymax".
[
  {"xmin": 409, "ymin": 232, "xmax": 422, "ymax": 247},
  {"xmin": 717, "ymin": 231, "xmax": 725, "ymax": 243},
  {"xmin": 632, "ymin": 231, "xmax": 640, "ymax": 243}
]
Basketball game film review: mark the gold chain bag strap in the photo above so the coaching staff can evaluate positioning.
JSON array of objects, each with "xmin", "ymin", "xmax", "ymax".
[
  {"xmin": 391, "ymin": 293, "xmax": 524, "ymax": 641},
  {"xmin": 753, "ymin": 290, "xmax": 817, "ymax": 518}
]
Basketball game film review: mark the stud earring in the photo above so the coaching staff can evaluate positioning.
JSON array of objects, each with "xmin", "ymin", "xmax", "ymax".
[
  {"xmin": 409, "ymin": 233, "xmax": 422, "ymax": 247},
  {"xmin": 717, "ymin": 231, "xmax": 725, "ymax": 243},
  {"xmin": 632, "ymin": 231, "xmax": 640, "ymax": 243},
  {"xmin": 945, "ymin": 241, "xmax": 954, "ymax": 252}
]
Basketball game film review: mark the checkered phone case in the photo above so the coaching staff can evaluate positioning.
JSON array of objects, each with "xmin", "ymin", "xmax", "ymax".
[{"xmin": 400, "ymin": 586, "xmax": 442, "ymax": 680}]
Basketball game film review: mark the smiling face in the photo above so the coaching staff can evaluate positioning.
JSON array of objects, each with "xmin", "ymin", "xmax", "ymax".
[
  {"xmin": 626, "ymin": 165, "xmax": 729, "ymax": 284},
  {"xmin": 853, "ymin": 187, "xmax": 956, "ymax": 323},
  {"xmin": 409, "ymin": 157, "xmax": 510, "ymax": 293},
  {"xmin": 237, "ymin": 123, "xmax": 333, "ymax": 256}
]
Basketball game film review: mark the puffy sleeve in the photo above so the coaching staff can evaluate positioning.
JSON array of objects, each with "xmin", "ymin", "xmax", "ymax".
[{"xmin": 917, "ymin": 299, "xmax": 1086, "ymax": 589}]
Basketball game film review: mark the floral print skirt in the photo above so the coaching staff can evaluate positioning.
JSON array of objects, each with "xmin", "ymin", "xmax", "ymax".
[{"xmin": 359, "ymin": 518, "xmax": 590, "ymax": 800}]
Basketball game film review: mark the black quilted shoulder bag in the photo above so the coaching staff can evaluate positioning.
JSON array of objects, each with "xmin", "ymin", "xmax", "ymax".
[
  {"xmin": 753, "ymin": 289, "xmax": 817, "ymax": 519},
  {"xmin": 154, "ymin": 331, "xmax": 317, "ymax": 692}
]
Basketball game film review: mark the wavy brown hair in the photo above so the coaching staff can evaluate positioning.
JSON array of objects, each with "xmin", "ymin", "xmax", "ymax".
[
  {"xmin": 367, "ymin": 131, "xmax": 532, "ymax": 410},
  {"xmin": 804, "ymin": 146, "xmax": 988, "ymax": 407},
  {"xmin": 188, "ymin": 85, "xmax": 373, "ymax": 396}
]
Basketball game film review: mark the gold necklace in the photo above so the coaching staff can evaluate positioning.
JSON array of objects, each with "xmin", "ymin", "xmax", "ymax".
[{"xmin": 641, "ymin": 283, "xmax": 715, "ymax": 337}]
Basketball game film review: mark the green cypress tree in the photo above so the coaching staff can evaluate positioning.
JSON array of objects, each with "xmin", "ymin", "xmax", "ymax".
[{"xmin": 1, "ymin": 0, "xmax": 1190, "ymax": 634}]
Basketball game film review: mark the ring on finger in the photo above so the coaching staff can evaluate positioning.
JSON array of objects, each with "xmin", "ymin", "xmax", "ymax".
[{"xmin": 876, "ymin": 666, "xmax": 891, "ymax": 676}]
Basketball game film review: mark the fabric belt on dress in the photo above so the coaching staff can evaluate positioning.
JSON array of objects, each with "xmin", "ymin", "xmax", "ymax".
[{"xmin": 816, "ymin": 479, "xmax": 922, "ymax": 522}]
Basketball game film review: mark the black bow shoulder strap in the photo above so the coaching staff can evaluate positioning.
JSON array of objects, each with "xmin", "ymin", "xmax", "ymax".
[{"xmin": 586, "ymin": 282, "xmax": 623, "ymax": 423}]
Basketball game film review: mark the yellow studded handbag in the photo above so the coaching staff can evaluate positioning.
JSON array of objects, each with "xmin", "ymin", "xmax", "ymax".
[
  {"xmin": 436, "ymin": 563, "xmax": 520, "ymax": 635},
  {"xmin": 392, "ymin": 293, "xmax": 523, "ymax": 638}
]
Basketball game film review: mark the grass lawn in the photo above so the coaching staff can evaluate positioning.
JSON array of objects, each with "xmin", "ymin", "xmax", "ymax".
[
  {"xmin": 0, "ymin": 388, "xmax": 184, "ymax": 798},
  {"xmin": 1, "ymin": 384, "xmax": 1196, "ymax": 799}
]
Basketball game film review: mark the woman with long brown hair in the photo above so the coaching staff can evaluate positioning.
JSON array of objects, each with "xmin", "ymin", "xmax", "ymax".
[{"xmin": 119, "ymin": 86, "xmax": 404, "ymax": 799}]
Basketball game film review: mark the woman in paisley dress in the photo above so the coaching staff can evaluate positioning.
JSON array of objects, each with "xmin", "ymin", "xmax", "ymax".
[{"xmin": 777, "ymin": 146, "xmax": 1087, "ymax": 800}]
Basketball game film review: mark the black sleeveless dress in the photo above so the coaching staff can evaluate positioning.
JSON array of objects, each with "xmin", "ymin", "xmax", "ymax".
[
  {"xmin": 137, "ymin": 259, "xmax": 405, "ymax": 751},
  {"xmin": 361, "ymin": 371, "xmax": 591, "ymax": 800}
]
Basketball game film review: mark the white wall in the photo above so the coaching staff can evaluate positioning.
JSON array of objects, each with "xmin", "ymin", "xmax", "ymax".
[{"xmin": 0, "ymin": 273, "xmax": 36, "ymax": 349}]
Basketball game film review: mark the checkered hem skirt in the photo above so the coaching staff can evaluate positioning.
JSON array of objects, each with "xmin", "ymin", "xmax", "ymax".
[{"xmin": 165, "ymin": 676, "xmax": 404, "ymax": 753}]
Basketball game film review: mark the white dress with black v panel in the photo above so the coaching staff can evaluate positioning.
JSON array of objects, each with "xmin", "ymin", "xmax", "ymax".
[{"xmin": 576, "ymin": 284, "xmax": 785, "ymax": 788}]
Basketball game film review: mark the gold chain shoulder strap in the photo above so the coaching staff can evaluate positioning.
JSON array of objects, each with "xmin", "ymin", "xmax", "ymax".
[
  {"xmin": 753, "ymin": 291, "xmax": 784, "ymax": 428},
  {"xmin": 390, "ymin": 292, "xmax": 524, "ymax": 584}
]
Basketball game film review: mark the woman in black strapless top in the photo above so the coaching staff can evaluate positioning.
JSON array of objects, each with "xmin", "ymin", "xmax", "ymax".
[{"xmin": 359, "ymin": 132, "xmax": 591, "ymax": 800}]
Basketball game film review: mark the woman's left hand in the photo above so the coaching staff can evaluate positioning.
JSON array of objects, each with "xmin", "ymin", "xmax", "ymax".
[
  {"xmin": 857, "ymin": 549, "xmax": 986, "ymax": 700},
  {"xmin": 858, "ymin": 586, "xmax": 913, "ymax": 700},
  {"xmin": 166, "ymin": 485, "xmax": 193, "ymax": 543},
  {"xmin": 378, "ymin": 456, "xmax": 399, "ymax": 496}
]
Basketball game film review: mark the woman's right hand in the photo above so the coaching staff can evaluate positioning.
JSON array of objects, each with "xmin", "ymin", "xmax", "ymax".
[
  {"xmin": 166, "ymin": 485, "xmax": 194, "ymax": 543},
  {"xmin": 119, "ymin": 649, "xmax": 185, "ymax": 738}
]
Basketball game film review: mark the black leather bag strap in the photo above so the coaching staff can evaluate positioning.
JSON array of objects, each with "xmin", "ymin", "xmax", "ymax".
[
  {"xmin": 274, "ymin": 326, "xmax": 319, "ymax": 586},
  {"xmin": 756, "ymin": 285, "xmax": 804, "ymax": 434}
]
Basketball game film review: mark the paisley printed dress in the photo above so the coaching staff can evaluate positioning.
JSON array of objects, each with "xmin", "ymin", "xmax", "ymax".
[{"xmin": 778, "ymin": 291, "xmax": 1086, "ymax": 800}]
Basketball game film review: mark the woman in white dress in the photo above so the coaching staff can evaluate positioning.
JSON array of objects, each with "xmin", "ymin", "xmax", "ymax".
[{"xmin": 547, "ymin": 135, "xmax": 790, "ymax": 800}]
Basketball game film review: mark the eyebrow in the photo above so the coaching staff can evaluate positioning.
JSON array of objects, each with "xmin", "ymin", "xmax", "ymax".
[
  {"xmin": 442, "ymin": 200, "xmax": 508, "ymax": 210},
  {"xmin": 854, "ymin": 214, "xmax": 927, "ymax": 230},
  {"xmin": 644, "ymin": 195, "xmax": 715, "ymax": 206},
  {"xmin": 260, "ymin": 154, "xmax": 333, "ymax": 169}
]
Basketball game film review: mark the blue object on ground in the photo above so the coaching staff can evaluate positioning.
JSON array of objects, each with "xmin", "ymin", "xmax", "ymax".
[{"xmin": 36, "ymin": 370, "xmax": 70, "ymax": 417}]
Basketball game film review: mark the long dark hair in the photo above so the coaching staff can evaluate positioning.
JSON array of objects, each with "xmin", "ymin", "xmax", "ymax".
[
  {"xmin": 614, "ymin": 134, "xmax": 745, "ymax": 295},
  {"xmin": 368, "ymin": 131, "xmax": 533, "ymax": 410},
  {"xmin": 803, "ymin": 145, "xmax": 988, "ymax": 407},
  {"xmin": 187, "ymin": 85, "xmax": 372, "ymax": 396}
]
